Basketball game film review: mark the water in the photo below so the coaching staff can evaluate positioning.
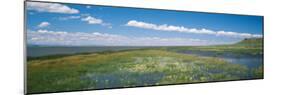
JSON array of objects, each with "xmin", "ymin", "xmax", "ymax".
[
  {"xmin": 180, "ymin": 51, "xmax": 263, "ymax": 69},
  {"xmin": 82, "ymin": 72, "xmax": 165, "ymax": 89},
  {"xmin": 27, "ymin": 46, "xmax": 148, "ymax": 57},
  {"xmin": 27, "ymin": 46, "xmax": 263, "ymax": 89},
  {"xmin": 27, "ymin": 46, "xmax": 263, "ymax": 69}
]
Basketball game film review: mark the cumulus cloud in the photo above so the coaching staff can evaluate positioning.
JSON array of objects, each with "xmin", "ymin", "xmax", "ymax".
[
  {"xmin": 37, "ymin": 22, "xmax": 50, "ymax": 28},
  {"xmin": 81, "ymin": 16, "xmax": 103, "ymax": 24},
  {"xmin": 26, "ymin": 2, "xmax": 79, "ymax": 14},
  {"xmin": 81, "ymin": 16, "xmax": 112, "ymax": 28},
  {"xmin": 59, "ymin": 16, "xmax": 81, "ymax": 20},
  {"xmin": 126, "ymin": 20, "xmax": 263, "ymax": 38},
  {"xmin": 27, "ymin": 29, "xmax": 216, "ymax": 46},
  {"xmin": 27, "ymin": 29, "xmax": 128, "ymax": 46}
]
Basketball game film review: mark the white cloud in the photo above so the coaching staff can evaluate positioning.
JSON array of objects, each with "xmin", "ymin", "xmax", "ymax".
[
  {"xmin": 59, "ymin": 16, "xmax": 81, "ymax": 20},
  {"xmin": 86, "ymin": 6, "xmax": 91, "ymax": 9},
  {"xmin": 37, "ymin": 22, "xmax": 50, "ymax": 28},
  {"xmin": 81, "ymin": 16, "xmax": 112, "ymax": 28},
  {"xmin": 37, "ymin": 29, "xmax": 67, "ymax": 34},
  {"xmin": 216, "ymin": 31, "xmax": 257, "ymax": 38},
  {"xmin": 27, "ymin": 29, "xmax": 127, "ymax": 46},
  {"xmin": 27, "ymin": 29, "xmax": 218, "ymax": 46},
  {"xmin": 126, "ymin": 20, "xmax": 263, "ymax": 38},
  {"xmin": 81, "ymin": 16, "xmax": 103, "ymax": 24},
  {"xmin": 27, "ymin": 2, "xmax": 79, "ymax": 14},
  {"xmin": 58, "ymin": 15, "xmax": 112, "ymax": 28}
]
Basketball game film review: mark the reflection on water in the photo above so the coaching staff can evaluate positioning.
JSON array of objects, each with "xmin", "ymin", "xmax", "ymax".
[
  {"xmin": 180, "ymin": 51, "xmax": 263, "ymax": 69},
  {"xmin": 82, "ymin": 72, "xmax": 165, "ymax": 89},
  {"xmin": 29, "ymin": 47, "xmax": 263, "ymax": 88}
]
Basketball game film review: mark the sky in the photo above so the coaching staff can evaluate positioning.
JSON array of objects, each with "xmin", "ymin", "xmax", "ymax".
[{"xmin": 26, "ymin": 1, "xmax": 263, "ymax": 46}]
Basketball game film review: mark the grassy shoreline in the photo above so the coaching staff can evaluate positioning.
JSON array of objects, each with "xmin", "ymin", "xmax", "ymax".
[
  {"xmin": 27, "ymin": 38, "xmax": 263, "ymax": 60},
  {"xmin": 27, "ymin": 49, "xmax": 262, "ymax": 93},
  {"xmin": 27, "ymin": 38, "xmax": 263, "ymax": 94}
]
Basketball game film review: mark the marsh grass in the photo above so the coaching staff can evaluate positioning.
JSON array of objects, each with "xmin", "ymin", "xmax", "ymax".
[{"xmin": 26, "ymin": 49, "xmax": 261, "ymax": 94}]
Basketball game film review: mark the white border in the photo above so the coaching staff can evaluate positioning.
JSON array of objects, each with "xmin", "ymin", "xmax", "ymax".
[{"xmin": 1, "ymin": 0, "xmax": 281, "ymax": 95}]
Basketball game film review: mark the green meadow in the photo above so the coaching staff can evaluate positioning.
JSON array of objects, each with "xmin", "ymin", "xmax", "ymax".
[
  {"xmin": 164, "ymin": 38, "xmax": 263, "ymax": 56},
  {"xmin": 27, "ymin": 38, "xmax": 263, "ymax": 94}
]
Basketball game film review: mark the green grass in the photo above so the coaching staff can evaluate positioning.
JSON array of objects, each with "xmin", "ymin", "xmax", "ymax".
[
  {"xmin": 235, "ymin": 38, "xmax": 263, "ymax": 46},
  {"xmin": 163, "ymin": 38, "xmax": 263, "ymax": 55},
  {"xmin": 27, "ymin": 49, "xmax": 259, "ymax": 94}
]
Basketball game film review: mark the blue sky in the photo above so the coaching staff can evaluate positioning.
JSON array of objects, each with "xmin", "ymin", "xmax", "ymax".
[{"xmin": 26, "ymin": 1, "xmax": 263, "ymax": 46}]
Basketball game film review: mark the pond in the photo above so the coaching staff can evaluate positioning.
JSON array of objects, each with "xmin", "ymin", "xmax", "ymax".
[
  {"xmin": 179, "ymin": 51, "xmax": 263, "ymax": 69},
  {"xmin": 82, "ymin": 72, "xmax": 165, "ymax": 89}
]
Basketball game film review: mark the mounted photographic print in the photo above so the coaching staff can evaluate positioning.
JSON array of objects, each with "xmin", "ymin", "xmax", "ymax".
[{"xmin": 25, "ymin": 1, "xmax": 264, "ymax": 94}]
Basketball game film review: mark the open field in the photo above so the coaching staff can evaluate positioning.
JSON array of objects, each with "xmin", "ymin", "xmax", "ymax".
[
  {"xmin": 163, "ymin": 38, "xmax": 263, "ymax": 56},
  {"xmin": 27, "ymin": 38, "xmax": 263, "ymax": 94}
]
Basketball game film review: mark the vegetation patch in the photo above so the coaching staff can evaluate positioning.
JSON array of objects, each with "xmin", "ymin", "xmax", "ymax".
[{"xmin": 27, "ymin": 50, "xmax": 259, "ymax": 94}]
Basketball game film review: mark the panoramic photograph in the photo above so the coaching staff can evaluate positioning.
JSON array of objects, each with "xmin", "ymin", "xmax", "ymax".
[{"xmin": 25, "ymin": 1, "xmax": 263, "ymax": 94}]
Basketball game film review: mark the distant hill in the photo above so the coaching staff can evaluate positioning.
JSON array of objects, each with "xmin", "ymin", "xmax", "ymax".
[{"xmin": 235, "ymin": 38, "xmax": 263, "ymax": 46}]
